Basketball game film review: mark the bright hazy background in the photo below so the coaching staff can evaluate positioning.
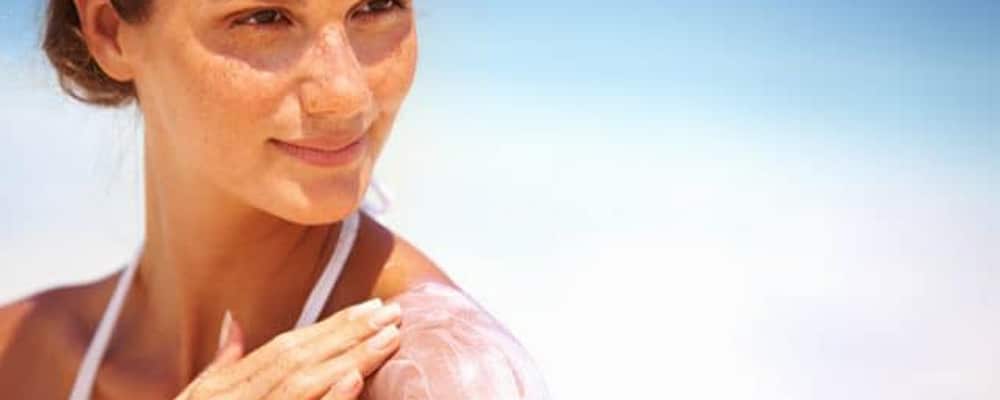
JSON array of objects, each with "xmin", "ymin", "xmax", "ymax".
[{"xmin": 2, "ymin": 1, "xmax": 998, "ymax": 399}]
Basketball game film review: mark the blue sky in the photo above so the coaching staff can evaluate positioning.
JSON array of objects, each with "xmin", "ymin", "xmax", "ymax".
[
  {"xmin": 3, "ymin": 1, "xmax": 998, "ymax": 146},
  {"xmin": 1, "ymin": 1, "xmax": 999, "ymax": 399},
  {"xmin": 402, "ymin": 1, "xmax": 999, "ymax": 177}
]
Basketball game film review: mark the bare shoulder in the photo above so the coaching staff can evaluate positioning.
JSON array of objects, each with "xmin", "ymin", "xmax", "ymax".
[
  {"xmin": 0, "ymin": 296, "xmax": 39, "ymax": 355},
  {"xmin": 356, "ymin": 214, "xmax": 551, "ymax": 399},
  {"xmin": 0, "ymin": 284, "xmax": 90, "ymax": 353},
  {"xmin": 0, "ymin": 276, "xmax": 115, "ymax": 397},
  {"xmin": 357, "ymin": 213, "xmax": 457, "ymax": 300},
  {"xmin": 364, "ymin": 281, "xmax": 552, "ymax": 399}
]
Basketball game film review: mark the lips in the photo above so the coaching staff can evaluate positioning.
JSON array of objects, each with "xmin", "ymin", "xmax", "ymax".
[
  {"xmin": 273, "ymin": 134, "xmax": 364, "ymax": 152},
  {"xmin": 269, "ymin": 134, "xmax": 367, "ymax": 167}
]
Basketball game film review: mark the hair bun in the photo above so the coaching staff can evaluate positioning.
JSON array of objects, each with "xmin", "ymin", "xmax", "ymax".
[{"xmin": 42, "ymin": 0, "xmax": 149, "ymax": 107}]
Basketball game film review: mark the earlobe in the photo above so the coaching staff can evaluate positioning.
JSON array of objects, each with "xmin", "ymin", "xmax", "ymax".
[{"xmin": 73, "ymin": 0, "xmax": 135, "ymax": 82}]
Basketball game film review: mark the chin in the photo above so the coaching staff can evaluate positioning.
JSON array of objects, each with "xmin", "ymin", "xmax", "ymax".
[
  {"xmin": 263, "ymin": 177, "xmax": 370, "ymax": 226},
  {"xmin": 238, "ymin": 150, "xmax": 376, "ymax": 225},
  {"xmin": 270, "ymin": 197, "xmax": 362, "ymax": 226}
]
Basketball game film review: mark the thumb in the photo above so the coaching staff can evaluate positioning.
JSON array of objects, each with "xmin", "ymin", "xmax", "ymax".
[
  {"xmin": 174, "ymin": 311, "xmax": 246, "ymax": 400},
  {"xmin": 203, "ymin": 310, "xmax": 245, "ymax": 374}
]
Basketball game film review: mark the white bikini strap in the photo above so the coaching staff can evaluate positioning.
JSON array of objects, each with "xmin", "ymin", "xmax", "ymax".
[
  {"xmin": 360, "ymin": 178, "xmax": 393, "ymax": 219},
  {"xmin": 295, "ymin": 210, "xmax": 361, "ymax": 328},
  {"xmin": 69, "ymin": 210, "xmax": 362, "ymax": 399},
  {"xmin": 68, "ymin": 242, "xmax": 143, "ymax": 400}
]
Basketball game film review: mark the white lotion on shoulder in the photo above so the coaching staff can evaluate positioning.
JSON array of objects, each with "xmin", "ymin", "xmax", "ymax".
[{"xmin": 364, "ymin": 282, "xmax": 551, "ymax": 400}]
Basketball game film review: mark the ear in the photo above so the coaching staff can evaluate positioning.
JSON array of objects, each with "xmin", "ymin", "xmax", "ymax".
[{"xmin": 73, "ymin": 0, "xmax": 135, "ymax": 82}]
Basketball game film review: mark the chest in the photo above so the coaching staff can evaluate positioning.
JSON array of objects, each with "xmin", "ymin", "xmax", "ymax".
[{"xmin": 0, "ymin": 323, "xmax": 180, "ymax": 400}]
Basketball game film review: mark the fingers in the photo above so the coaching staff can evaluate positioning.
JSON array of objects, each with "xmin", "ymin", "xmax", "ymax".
[
  {"xmin": 195, "ymin": 310, "xmax": 246, "ymax": 379},
  {"xmin": 321, "ymin": 370, "xmax": 363, "ymax": 400},
  {"xmin": 210, "ymin": 299, "xmax": 402, "ymax": 399},
  {"xmin": 266, "ymin": 325, "xmax": 401, "ymax": 399},
  {"xmin": 176, "ymin": 311, "xmax": 247, "ymax": 400},
  {"xmin": 273, "ymin": 299, "xmax": 401, "ymax": 366},
  {"xmin": 204, "ymin": 310, "xmax": 245, "ymax": 374},
  {"xmin": 301, "ymin": 301, "xmax": 402, "ymax": 364},
  {"xmin": 299, "ymin": 298, "xmax": 392, "ymax": 344},
  {"xmin": 336, "ymin": 325, "xmax": 402, "ymax": 377}
]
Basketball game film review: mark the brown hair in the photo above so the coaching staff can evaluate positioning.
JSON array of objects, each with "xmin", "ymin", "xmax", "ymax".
[{"xmin": 42, "ymin": 0, "xmax": 153, "ymax": 107}]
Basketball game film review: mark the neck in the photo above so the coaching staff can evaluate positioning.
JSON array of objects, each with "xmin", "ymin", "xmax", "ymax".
[{"xmin": 130, "ymin": 132, "xmax": 342, "ymax": 385}]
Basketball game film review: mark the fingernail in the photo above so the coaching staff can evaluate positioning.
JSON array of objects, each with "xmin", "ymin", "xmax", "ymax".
[
  {"xmin": 334, "ymin": 370, "xmax": 362, "ymax": 395},
  {"xmin": 368, "ymin": 303, "xmax": 401, "ymax": 329},
  {"xmin": 368, "ymin": 325, "xmax": 399, "ymax": 351},
  {"xmin": 218, "ymin": 310, "xmax": 232, "ymax": 350},
  {"xmin": 349, "ymin": 298, "xmax": 383, "ymax": 320}
]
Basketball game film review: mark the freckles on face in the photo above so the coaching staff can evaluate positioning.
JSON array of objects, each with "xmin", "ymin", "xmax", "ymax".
[
  {"xmin": 138, "ymin": 4, "xmax": 295, "ymax": 181},
  {"xmin": 133, "ymin": 0, "xmax": 419, "ymax": 222},
  {"xmin": 357, "ymin": 18, "xmax": 418, "ymax": 161},
  {"xmin": 362, "ymin": 19, "xmax": 418, "ymax": 117},
  {"xmin": 145, "ymin": 0, "xmax": 419, "ymax": 149}
]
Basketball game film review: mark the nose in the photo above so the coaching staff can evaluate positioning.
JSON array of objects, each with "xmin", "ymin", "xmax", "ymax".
[{"xmin": 298, "ymin": 26, "xmax": 377, "ymax": 120}]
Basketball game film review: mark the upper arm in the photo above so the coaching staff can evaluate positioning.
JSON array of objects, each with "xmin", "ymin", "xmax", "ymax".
[
  {"xmin": 366, "ymin": 222, "xmax": 455, "ymax": 301},
  {"xmin": 0, "ymin": 294, "xmax": 77, "ymax": 398},
  {"xmin": 0, "ymin": 299, "xmax": 38, "ymax": 356},
  {"xmin": 363, "ymin": 283, "xmax": 551, "ymax": 400},
  {"xmin": 359, "ymin": 215, "xmax": 549, "ymax": 399}
]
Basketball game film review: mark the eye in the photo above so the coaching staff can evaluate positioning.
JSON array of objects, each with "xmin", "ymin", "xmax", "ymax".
[
  {"xmin": 234, "ymin": 9, "xmax": 291, "ymax": 27},
  {"xmin": 352, "ymin": 0, "xmax": 406, "ymax": 21}
]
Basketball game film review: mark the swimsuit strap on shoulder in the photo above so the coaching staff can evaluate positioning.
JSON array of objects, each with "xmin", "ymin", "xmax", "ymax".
[
  {"xmin": 68, "ymin": 210, "xmax": 361, "ymax": 400},
  {"xmin": 67, "ymin": 243, "xmax": 142, "ymax": 400},
  {"xmin": 295, "ymin": 210, "xmax": 361, "ymax": 327}
]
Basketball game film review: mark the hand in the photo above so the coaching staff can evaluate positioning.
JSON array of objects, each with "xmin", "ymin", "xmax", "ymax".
[{"xmin": 175, "ymin": 298, "xmax": 402, "ymax": 400}]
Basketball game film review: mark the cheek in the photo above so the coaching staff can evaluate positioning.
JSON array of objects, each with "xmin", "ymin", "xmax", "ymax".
[
  {"xmin": 157, "ymin": 40, "xmax": 296, "ymax": 175},
  {"xmin": 188, "ymin": 50, "xmax": 292, "ymax": 136},
  {"xmin": 137, "ymin": 15, "xmax": 415, "ymax": 196},
  {"xmin": 364, "ymin": 23, "xmax": 418, "ymax": 113},
  {"xmin": 357, "ymin": 27, "xmax": 418, "ymax": 160},
  {"xmin": 367, "ymin": 35, "xmax": 416, "ymax": 138}
]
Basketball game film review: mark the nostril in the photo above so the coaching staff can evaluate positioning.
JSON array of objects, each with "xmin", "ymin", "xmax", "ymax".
[
  {"xmin": 299, "ymin": 77, "xmax": 373, "ymax": 117},
  {"xmin": 302, "ymin": 108, "xmax": 376, "ymax": 139}
]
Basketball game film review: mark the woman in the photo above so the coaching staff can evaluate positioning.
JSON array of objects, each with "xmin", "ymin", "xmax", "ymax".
[{"xmin": 0, "ymin": 0, "xmax": 549, "ymax": 398}]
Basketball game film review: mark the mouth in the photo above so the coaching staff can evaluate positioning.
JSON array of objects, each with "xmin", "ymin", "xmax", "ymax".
[{"xmin": 269, "ymin": 134, "xmax": 367, "ymax": 168}]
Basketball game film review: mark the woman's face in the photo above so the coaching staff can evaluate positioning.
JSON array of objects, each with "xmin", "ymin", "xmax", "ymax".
[{"xmin": 123, "ymin": 0, "xmax": 417, "ymax": 224}]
